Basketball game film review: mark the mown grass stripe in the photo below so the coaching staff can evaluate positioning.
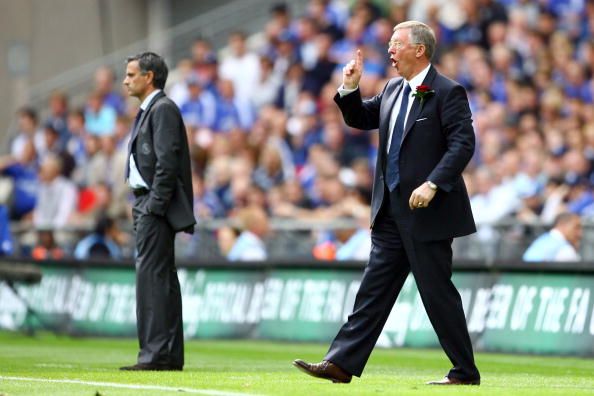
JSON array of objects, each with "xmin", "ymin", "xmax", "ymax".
[{"xmin": 0, "ymin": 376, "xmax": 260, "ymax": 396}]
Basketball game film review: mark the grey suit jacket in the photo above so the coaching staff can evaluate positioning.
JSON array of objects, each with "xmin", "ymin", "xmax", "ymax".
[{"xmin": 128, "ymin": 91, "xmax": 196, "ymax": 234}]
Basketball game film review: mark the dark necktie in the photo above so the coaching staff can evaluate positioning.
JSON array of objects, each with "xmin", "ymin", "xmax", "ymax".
[
  {"xmin": 386, "ymin": 83, "xmax": 411, "ymax": 192},
  {"xmin": 125, "ymin": 109, "xmax": 143, "ymax": 180},
  {"xmin": 132, "ymin": 109, "xmax": 143, "ymax": 134}
]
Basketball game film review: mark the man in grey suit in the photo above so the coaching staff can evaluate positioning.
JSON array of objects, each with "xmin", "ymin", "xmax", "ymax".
[
  {"xmin": 120, "ymin": 52, "xmax": 195, "ymax": 371},
  {"xmin": 293, "ymin": 21, "xmax": 480, "ymax": 385}
]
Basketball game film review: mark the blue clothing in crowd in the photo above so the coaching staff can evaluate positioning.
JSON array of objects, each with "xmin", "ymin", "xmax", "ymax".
[
  {"xmin": 2, "ymin": 163, "xmax": 37, "ymax": 218},
  {"xmin": 0, "ymin": 205, "xmax": 13, "ymax": 256},
  {"xmin": 523, "ymin": 229, "xmax": 579, "ymax": 262},
  {"xmin": 74, "ymin": 234, "xmax": 122, "ymax": 260},
  {"xmin": 227, "ymin": 231, "xmax": 267, "ymax": 261}
]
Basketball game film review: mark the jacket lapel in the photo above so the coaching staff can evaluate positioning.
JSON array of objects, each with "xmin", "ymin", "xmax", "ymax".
[
  {"xmin": 127, "ymin": 91, "xmax": 165, "ymax": 152},
  {"xmin": 402, "ymin": 65, "xmax": 437, "ymax": 141},
  {"xmin": 379, "ymin": 80, "xmax": 404, "ymax": 171}
]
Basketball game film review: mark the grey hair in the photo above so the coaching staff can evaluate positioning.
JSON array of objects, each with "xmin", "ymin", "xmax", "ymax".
[{"xmin": 394, "ymin": 21, "xmax": 436, "ymax": 60}]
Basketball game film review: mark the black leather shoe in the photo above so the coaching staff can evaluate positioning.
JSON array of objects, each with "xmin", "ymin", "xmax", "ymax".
[
  {"xmin": 427, "ymin": 376, "xmax": 480, "ymax": 385},
  {"xmin": 293, "ymin": 359, "xmax": 352, "ymax": 383},
  {"xmin": 119, "ymin": 363, "xmax": 182, "ymax": 371}
]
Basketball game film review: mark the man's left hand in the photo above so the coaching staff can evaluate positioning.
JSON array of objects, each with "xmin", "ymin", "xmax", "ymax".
[{"xmin": 409, "ymin": 182, "xmax": 437, "ymax": 210}]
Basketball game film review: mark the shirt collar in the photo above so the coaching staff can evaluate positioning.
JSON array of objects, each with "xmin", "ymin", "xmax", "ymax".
[
  {"xmin": 550, "ymin": 229, "xmax": 568, "ymax": 242},
  {"xmin": 404, "ymin": 63, "xmax": 431, "ymax": 94},
  {"xmin": 140, "ymin": 89, "xmax": 162, "ymax": 111}
]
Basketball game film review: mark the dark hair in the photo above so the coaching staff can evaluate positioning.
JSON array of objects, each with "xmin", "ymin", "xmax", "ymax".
[
  {"xmin": 18, "ymin": 107, "xmax": 38, "ymax": 123},
  {"xmin": 69, "ymin": 108, "xmax": 85, "ymax": 120},
  {"xmin": 270, "ymin": 2, "xmax": 288, "ymax": 14},
  {"xmin": 44, "ymin": 124, "xmax": 59, "ymax": 135},
  {"xmin": 126, "ymin": 52, "xmax": 169, "ymax": 89},
  {"xmin": 94, "ymin": 215, "xmax": 115, "ymax": 235}
]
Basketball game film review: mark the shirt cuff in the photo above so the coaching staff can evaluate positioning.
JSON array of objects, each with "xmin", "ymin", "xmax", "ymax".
[{"xmin": 337, "ymin": 84, "xmax": 358, "ymax": 97}]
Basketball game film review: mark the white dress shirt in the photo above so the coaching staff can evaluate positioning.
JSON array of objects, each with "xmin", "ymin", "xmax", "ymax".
[
  {"xmin": 128, "ymin": 89, "xmax": 161, "ymax": 189},
  {"xmin": 337, "ymin": 64, "xmax": 431, "ymax": 154}
]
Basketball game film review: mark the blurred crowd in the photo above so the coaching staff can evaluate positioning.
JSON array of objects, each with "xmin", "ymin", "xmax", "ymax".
[{"xmin": 2, "ymin": 0, "xmax": 594, "ymax": 262}]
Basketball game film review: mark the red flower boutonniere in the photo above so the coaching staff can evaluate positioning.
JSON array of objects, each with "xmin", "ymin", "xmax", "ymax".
[{"xmin": 413, "ymin": 85, "xmax": 435, "ymax": 104}]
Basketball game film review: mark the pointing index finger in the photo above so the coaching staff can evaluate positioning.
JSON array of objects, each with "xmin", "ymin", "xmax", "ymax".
[{"xmin": 355, "ymin": 49, "xmax": 363, "ymax": 68}]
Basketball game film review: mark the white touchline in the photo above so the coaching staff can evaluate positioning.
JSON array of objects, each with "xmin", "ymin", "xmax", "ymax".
[{"xmin": 0, "ymin": 376, "xmax": 261, "ymax": 396}]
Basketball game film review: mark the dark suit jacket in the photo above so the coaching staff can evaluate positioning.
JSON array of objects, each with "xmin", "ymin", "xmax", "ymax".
[
  {"xmin": 128, "ymin": 91, "xmax": 196, "ymax": 234},
  {"xmin": 334, "ymin": 65, "xmax": 476, "ymax": 241}
]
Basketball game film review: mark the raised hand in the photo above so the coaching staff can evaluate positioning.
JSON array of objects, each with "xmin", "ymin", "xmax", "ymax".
[{"xmin": 342, "ymin": 49, "xmax": 363, "ymax": 90}]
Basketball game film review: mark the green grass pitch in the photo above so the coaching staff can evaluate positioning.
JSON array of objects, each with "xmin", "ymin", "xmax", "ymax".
[{"xmin": 0, "ymin": 331, "xmax": 593, "ymax": 395}]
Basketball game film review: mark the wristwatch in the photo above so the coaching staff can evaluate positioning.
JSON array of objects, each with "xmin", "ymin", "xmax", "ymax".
[{"xmin": 426, "ymin": 181, "xmax": 438, "ymax": 191}]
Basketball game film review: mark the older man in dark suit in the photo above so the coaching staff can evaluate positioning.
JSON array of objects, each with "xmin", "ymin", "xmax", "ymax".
[
  {"xmin": 294, "ymin": 21, "xmax": 480, "ymax": 385},
  {"xmin": 120, "ymin": 52, "xmax": 195, "ymax": 371}
]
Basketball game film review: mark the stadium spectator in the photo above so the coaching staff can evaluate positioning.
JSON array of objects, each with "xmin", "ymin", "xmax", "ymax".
[
  {"xmin": 252, "ymin": 55, "xmax": 283, "ymax": 111},
  {"xmin": 266, "ymin": 2, "xmax": 293, "ymax": 41},
  {"xmin": 276, "ymin": 61, "xmax": 306, "ymax": 114},
  {"xmin": 0, "ymin": 138, "xmax": 38, "ymax": 220},
  {"xmin": 314, "ymin": 187, "xmax": 372, "ymax": 261},
  {"xmin": 295, "ymin": 16, "xmax": 321, "ymax": 71},
  {"xmin": 0, "ymin": 205, "xmax": 13, "ymax": 256},
  {"xmin": 73, "ymin": 215, "xmax": 126, "ymax": 260},
  {"xmin": 71, "ymin": 134, "xmax": 101, "ymax": 187},
  {"xmin": 334, "ymin": 225, "xmax": 371, "ymax": 261},
  {"xmin": 77, "ymin": 184, "xmax": 124, "ymax": 240},
  {"xmin": 85, "ymin": 135, "xmax": 128, "ymax": 218},
  {"xmin": 32, "ymin": 154, "xmax": 77, "ymax": 230},
  {"xmin": 565, "ymin": 177, "xmax": 594, "ymax": 217},
  {"xmin": 212, "ymin": 79, "xmax": 255, "ymax": 133},
  {"xmin": 65, "ymin": 109, "xmax": 88, "ymax": 167},
  {"xmin": 30, "ymin": 229, "xmax": 64, "ymax": 260},
  {"xmin": 192, "ymin": 172, "xmax": 225, "ymax": 220},
  {"xmin": 305, "ymin": 0, "xmax": 347, "ymax": 40},
  {"xmin": 84, "ymin": 91, "xmax": 117, "ymax": 136},
  {"xmin": 182, "ymin": 38, "xmax": 219, "ymax": 95},
  {"xmin": 40, "ymin": 124, "xmax": 76, "ymax": 178},
  {"xmin": 167, "ymin": 58, "xmax": 195, "ymax": 107},
  {"xmin": 329, "ymin": 16, "xmax": 365, "ymax": 68},
  {"xmin": 10, "ymin": 107, "xmax": 45, "ymax": 159},
  {"xmin": 252, "ymin": 140, "xmax": 292, "ymax": 191},
  {"xmin": 113, "ymin": 114, "xmax": 133, "ymax": 150},
  {"xmin": 523, "ymin": 212, "xmax": 583, "ymax": 262},
  {"xmin": 302, "ymin": 31, "xmax": 337, "ymax": 96},
  {"xmin": 94, "ymin": 66, "xmax": 126, "ymax": 115},
  {"xmin": 204, "ymin": 155, "xmax": 234, "ymax": 214},
  {"xmin": 216, "ymin": 225, "xmax": 239, "ymax": 258},
  {"xmin": 218, "ymin": 31, "xmax": 260, "ymax": 101},
  {"xmin": 227, "ymin": 206, "xmax": 269, "ymax": 261},
  {"xmin": 179, "ymin": 73, "xmax": 216, "ymax": 129},
  {"xmin": 190, "ymin": 37, "xmax": 215, "ymax": 73},
  {"xmin": 45, "ymin": 91, "xmax": 70, "ymax": 148}
]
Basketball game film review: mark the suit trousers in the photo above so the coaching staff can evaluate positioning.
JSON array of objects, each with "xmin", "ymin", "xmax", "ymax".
[
  {"xmin": 325, "ymin": 189, "xmax": 479, "ymax": 380},
  {"xmin": 132, "ymin": 194, "xmax": 184, "ymax": 367}
]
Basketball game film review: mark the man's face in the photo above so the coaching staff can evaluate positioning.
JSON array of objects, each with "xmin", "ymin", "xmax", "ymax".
[
  {"xmin": 387, "ymin": 28, "xmax": 420, "ymax": 80},
  {"xmin": 123, "ymin": 61, "xmax": 151, "ymax": 99},
  {"xmin": 18, "ymin": 113, "xmax": 35, "ymax": 132},
  {"xmin": 229, "ymin": 35, "xmax": 245, "ymax": 56},
  {"xmin": 95, "ymin": 68, "xmax": 113, "ymax": 93},
  {"xmin": 564, "ymin": 217, "xmax": 583, "ymax": 248}
]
